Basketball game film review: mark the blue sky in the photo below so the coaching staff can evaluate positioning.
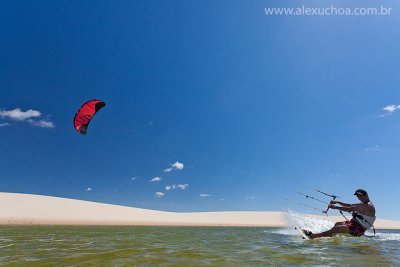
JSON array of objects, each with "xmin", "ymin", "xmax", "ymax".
[{"xmin": 1, "ymin": 1, "xmax": 400, "ymax": 220}]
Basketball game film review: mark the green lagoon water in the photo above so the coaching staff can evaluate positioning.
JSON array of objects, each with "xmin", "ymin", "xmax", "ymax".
[{"xmin": 0, "ymin": 225, "xmax": 399, "ymax": 266}]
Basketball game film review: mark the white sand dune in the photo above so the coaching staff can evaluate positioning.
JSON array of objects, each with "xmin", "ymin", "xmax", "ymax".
[{"xmin": 1, "ymin": 193, "xmax": 399, "ymax": 229}]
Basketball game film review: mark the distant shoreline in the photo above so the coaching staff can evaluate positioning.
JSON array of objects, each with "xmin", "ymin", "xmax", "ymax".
[{"xmin": 1, "ymin": 192, "xmax": 399, "ymax": 229}]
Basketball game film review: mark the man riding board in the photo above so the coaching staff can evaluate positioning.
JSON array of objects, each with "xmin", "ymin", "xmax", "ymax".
[{"xmin": 304, "ymin": 189, "xmax": 376, "ymax": 239}]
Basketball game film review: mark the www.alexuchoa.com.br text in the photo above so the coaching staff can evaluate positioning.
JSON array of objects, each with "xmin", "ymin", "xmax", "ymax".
[{"xmin": 265, "ymin": 5, "xmax": 392, "ymax": 16}]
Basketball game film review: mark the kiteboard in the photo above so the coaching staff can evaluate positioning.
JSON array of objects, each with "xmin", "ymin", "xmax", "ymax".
[{"xmin": 295, "ymin": 227, "xmax": 310, "ymax": 240}]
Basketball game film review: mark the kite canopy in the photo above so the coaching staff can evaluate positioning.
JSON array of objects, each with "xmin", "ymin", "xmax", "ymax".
[{"xmin": 73, "ymin": 99, "xmax": 106, "ymax": 135}]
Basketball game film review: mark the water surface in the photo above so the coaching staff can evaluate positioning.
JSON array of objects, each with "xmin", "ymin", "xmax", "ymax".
[{"xmin": 1, "ymin": 226, "xmax": 399, "ymax": 266}]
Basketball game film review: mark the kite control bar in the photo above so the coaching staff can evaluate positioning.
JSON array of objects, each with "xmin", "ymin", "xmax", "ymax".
[
  {"xmin": 295, "ymin": 182, "xmax": 344, "ymax": 217},
  {"xmin": 313, "ymin": 189, "xmax": 343, "ymax": 215}
]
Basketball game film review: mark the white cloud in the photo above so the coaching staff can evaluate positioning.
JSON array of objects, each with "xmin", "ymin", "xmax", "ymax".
[
  {"xmin": 164, "ymin": 161, "xmax": 184, "ymax": 172},
  {"xmin": 383, "ymin": 105, "xmax": 400, "ymax": 113},
  {"xmin": 150, "ymin": 176, "xmax": 162, "ymax": 182},
  {"xmin": 378, "ymin": 104, "xmax": 400, "ymax": 117},
  {"xmin": 0, "ymin": 123, "xmax": 10, "ymax": 127},
  {"xmin": 155, "ymin": 192, "xmax": 165, "ymax": 198},
  {"xmin": 86, "ymin": 187, "xmax": 92, "ymax": 191},
  {"xmin": 365, "ymin": 145, "xmax": 382, "ymax": 152},
  {"xmin": 172, "ymin": 161, "xmax": 184, "ymax": 170},
  {"xmin": 165, "ymin": 184, "xmax": 189, "ymax": 191},
  {"xmin": 0, "ymin": 108, "xmax": 41, "ymax": 121},
  {"xmin": 131, "ymin": 177, "xmax": 137, "ymax": 181},
  {"xmin": 200, "ymin": 193, "xmax": 211, "ymax": 197},
  {"xmin": 0, "ymin": 108, "xmax": 54, "ymax": 128},
  {"xmin": 176, "ymin": 184, "xmax": 189, "ymax": 190}
]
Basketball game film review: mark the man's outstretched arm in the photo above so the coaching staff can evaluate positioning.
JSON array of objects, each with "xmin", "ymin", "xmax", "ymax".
[
  {"xmin": 328, "ymin": 204, "xmax": 357, "ymax": 213},
  {"xmin": 330, "ymin": 200, "xmax": 351, "ymax": 207}
]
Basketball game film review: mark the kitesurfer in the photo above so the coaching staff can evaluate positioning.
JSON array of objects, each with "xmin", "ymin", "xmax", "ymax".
[{"xmin": 303, "ymin": 189, "xmax": 376, "ymax": 239}]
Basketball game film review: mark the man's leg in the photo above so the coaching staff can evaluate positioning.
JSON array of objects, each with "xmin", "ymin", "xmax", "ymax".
[
  {"xmin": 308, "ymin": 223, "xmax": 350, "ymax": 239},
  {"xmin": 334, "ymin": 221, "xmax": 347, "ymax": 227}
]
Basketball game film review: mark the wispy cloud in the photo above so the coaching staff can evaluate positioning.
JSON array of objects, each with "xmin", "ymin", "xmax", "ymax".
[
  {"xmin": 200, "ymin": 193, "xmax": 211, "ymax": 197},
  {"xmin": 150, "ymin": 176, "xmax": 162, "ymax": 182},
  {"xmin": 378, "ymin": 105, "xmax": 400, "ymax": 117},
  {"xmin": 245, "ymin": 196, "xmax": 256, "ymax": 200},
  {"xmin": 155, "ymin": 192, "xmax": 165, "ymax": 198},
  {"xmin": 164, "ymin": 161, "xmax": 184, "ymax": 172},
  {"xmin": 365, "ymin": 145, "xmax": 382, "ymax": 152},
  {"xmin": 86, "ymin": 187, "xmax": 92, "ymax": 192},
  {"xmin": 0, "ymin": 122, "xmax": 10, "ymax": 127},
  {"xmin": 0, "ymin": 108, "xmax": 55, "ymax": 128},
  {"xmin": 131, "ymin": 177, "xmax": 138, "ymax": 181},
  {"xmin": 29, "ymin": 120, "xmax": 55, "ymax": 128},
  {"xmin": 165, "ymin": 184, "xmax": 189, "ymax": 191}
]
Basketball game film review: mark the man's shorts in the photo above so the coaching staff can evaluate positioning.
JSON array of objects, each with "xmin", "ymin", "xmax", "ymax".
[{"xmin": 345, "ymin": 219, "xmax": 366, "ymax": 236}]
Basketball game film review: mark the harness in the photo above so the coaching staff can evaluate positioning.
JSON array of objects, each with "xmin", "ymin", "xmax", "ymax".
[
  {"xmin": 337, "ymin": 210, "xmax": 376, "ymax": 236},
  {"xmin": 352, "ymin": 212, "xmax": 376, "ymax": 236}
]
